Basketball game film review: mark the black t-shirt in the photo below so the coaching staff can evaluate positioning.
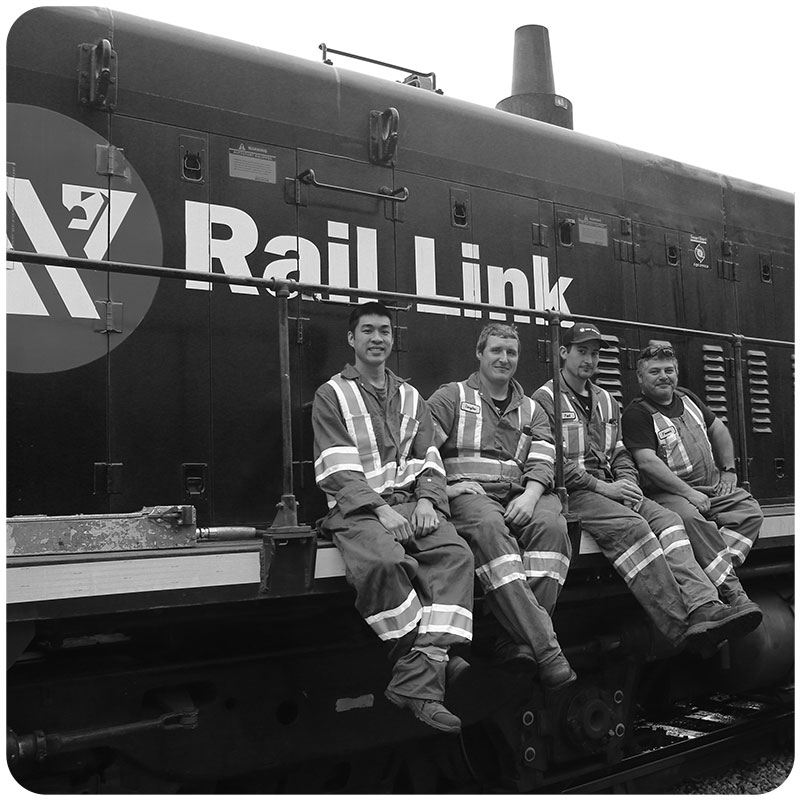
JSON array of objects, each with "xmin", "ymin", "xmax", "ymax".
[
  {"xmin": 492, "ymin": 393, "xmax": 512, "ymax": 415},
  {"xmin": 622, "ymin": 388, "xmax": 717, "ymax": 453},
  {"xmin": 573, "ymin": 391, "xmax": 592, "ymax": 418}
]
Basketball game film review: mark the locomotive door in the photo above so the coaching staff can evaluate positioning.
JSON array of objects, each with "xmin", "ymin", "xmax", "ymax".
[
  {"xmin": 731, "ymin": 241, "xmax": 794, "ymax": 502},
  {"xmin": 6, "ymin": 103, "xmax": 113, "ymax": 516},
  {"xmin": 394, "ymin": 175, "xmax": 549, "ymax": 397},
  {"xmin": 204, "ymin": 133, "xmax": 299, "ymax": 526},
  {"xmin": 552, "ymin": 205, "xmax": 634, "ymax": 401},
  {"xmin": 104, "ymin": 117, "xmax": 213, "ymax": 519},
  {"xmin": 291, "ymin": 151, "xmax": 398, "ymax": 523}
]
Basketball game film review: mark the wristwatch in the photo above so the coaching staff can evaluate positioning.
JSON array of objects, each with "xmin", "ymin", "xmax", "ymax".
[{"xmin": 721, "ymin": 466, "xmax": 737, "ymax": 473}]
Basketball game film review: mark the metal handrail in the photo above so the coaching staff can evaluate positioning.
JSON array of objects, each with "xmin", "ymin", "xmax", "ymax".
[
  {"xmin": 319, "ymin": 43, "xmax": 437, "ymax": 91},
  {"xmin": 8, "ymin": 249, "xmax": 793, "ymax": 521},
  {"xmin": 298, "ymin": 169, "xmax": 409, "ymax": 203},
  {"xmin": 7, "ymin": 251, "xmax": 792, "ymax": 349}
]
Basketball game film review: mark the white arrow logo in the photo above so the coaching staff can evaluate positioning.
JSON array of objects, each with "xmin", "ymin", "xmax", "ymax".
[{"xmin": 6, "ymin": 177, "xmax": 136, "ymax": 319}]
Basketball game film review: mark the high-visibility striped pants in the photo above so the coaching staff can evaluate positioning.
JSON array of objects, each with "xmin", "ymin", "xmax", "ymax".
[
  {"xmin": 448, "ymin": 487, "xmax": 570, "ymax": 667},
  {"xmin": 648, "ymin": 488, "xmax": 762, "ymax": 589},
  {"xmin": 568, "ymin": 491, "xmax": 719, "ymax": 645},
  {"xmin": 321, "ymin": 502, "xmax": 474, "ymax": 702}
]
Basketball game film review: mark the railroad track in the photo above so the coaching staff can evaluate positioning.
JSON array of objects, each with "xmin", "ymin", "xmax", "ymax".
[{"xmin": 552, "ymin": 686, "xmax": 794, "ymax": 793}]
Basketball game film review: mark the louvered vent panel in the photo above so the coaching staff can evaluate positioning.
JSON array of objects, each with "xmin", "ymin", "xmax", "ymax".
[
  {"xmin": 702, "ymin": 344, "xmax": 728, "ymax": 422},
  {"xmin": 594, "ymin": 335, "xmax": 623, "ymax": 403},
  {"xmin": 747, "ymin": 350, "xmax": 772, "ymax": 433}
]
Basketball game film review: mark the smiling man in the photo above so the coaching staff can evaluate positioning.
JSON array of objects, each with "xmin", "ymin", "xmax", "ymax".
[
  {"xmin": 427, "ymin": 323, "xmax": 576, "ymax": 690},
  {"xmin": 533, "ymin": 324, "xmax": 760, "ymax": 654},
  {"xmin": 622, "ymin": 343, "xmax": 763, "ymax": 617},
  {"xmin": 312, "ymin": 302, "xmax": 475, "ymax": 734}
]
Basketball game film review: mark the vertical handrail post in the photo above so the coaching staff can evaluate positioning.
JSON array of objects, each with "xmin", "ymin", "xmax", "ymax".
[
  {"xmin": 271, "ymin": 282, "xmax": 299, "ymax": 528},
  {"xmin": 731, "ymin": 334, "xmax": 751, "ymax": 492},
  {"xmin": 549, "ymin": 313, "xmax": 567, "ymax": 513}
]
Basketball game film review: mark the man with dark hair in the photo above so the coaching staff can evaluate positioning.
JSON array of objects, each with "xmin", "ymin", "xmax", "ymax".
[
  {"xmin": 312, "ymin": 302, "xmax": 474, "ymax": 734},
  {"xmin": 427, "ymin": 323, "xmax": 576, "ymax": 689},
  {"xmin": 532, "ymin": 324, "xmax": 760, "ymax": 653},
  {"xmin": 622, "ymin": 343, "xmax": 762, "ymax": 616}
]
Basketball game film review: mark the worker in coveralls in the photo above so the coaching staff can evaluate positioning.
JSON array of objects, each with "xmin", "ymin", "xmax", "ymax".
[
  {"xmin": 621, "ymin": 343, "xmax": 762, "ymax": 620},
  {"xmin": 311, "ymin": 302, "xmax": 474, "ymax": 734},
  {"xmin": 532, "ymin": 324, "xmax": 761, "ymax": 652},
  {"xmin": 427, "ymin": 323, "xmax": 576, "ymax": 690}
]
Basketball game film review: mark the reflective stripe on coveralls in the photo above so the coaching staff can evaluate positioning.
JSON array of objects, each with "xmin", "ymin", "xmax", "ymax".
[
  {"xmin": 638, "ymin": 393, "xmax": 759, "ymax": 567},
  {"xmin": 316, "ymin": 375, "xmax": 446, "ymax": 507},
  {"xmin": 443, "ymin": 382, "xmax": 555, "ymax": 480},
  {"xmin": 647, "ymin": 395, "xmax": 715, "ymax": 483},
  {"xmin": 365, "ymin": 589, "xmax": 473, "ymax": 642},
  {"xmin": 537, "ymin": 383, "xmax": 621, "ymax": 468}
]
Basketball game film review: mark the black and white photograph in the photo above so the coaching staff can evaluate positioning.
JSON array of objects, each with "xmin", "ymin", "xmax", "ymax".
[{"xmin": 4, "ymin": 0, "xmax": 794, "ymax": 794}]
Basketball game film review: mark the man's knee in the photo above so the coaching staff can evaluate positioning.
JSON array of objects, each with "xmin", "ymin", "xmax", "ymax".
[
  {"xmin": 650, "ymin": 506, "xmax": 684, "ymax": 535},
  {"xmin": 627, "ymin": 514, "xmax": 656, "ymax": 541},
  {"xmin": 459, "ymin": 512, "xmax": 510, "ymax": 549},
  {"xmin": 438, "ymin": 522, "xmax": 476, "ymax": 569}
]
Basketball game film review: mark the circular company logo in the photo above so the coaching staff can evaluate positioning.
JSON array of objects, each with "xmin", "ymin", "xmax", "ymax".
[
  {"xmin": 6, "ymin": 104, "xmax": 163, "ymax": 373},
  {"xmin": 694, "ymin": 244, "xmax": 706, "ymax": 263}
]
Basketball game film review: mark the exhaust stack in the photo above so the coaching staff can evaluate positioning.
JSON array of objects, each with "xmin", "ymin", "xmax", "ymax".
[{"xmin": 496, "ymin": 25, "xmax": 573, "ymax": 130}]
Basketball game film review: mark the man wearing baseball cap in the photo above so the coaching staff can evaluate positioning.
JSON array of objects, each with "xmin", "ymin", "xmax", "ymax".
[{"xmin": 532, "ymin": 323, "xmax": 760, "ymax": 654}]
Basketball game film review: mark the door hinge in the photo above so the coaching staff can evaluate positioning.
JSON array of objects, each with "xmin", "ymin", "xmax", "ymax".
[
  {"xmin": 95, "ymin": 144, "xmax": 129, "ymax": 179},
  {"xmin": 613, "ymin": 238, "xmax": 638, "ymax": 264},
  {"xmin": 94, "ymin": 462, "xmax": 123, "ymax": 495},
  {"xmin": 531, "ymin": 222, "xmax": 549, "ymax": 248},
  {"xmin": 716, "ymin": 259, "xmax": 739, "ymax": 281},
  {"xmin": 94, "ymin": 300, "xmax": 123, "ymax": 334}
]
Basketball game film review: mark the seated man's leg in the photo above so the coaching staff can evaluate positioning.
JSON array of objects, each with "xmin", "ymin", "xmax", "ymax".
[
  {"xmin": 395, "ymin": 507, "xmax": 475, "ymax": 653},
  {"xmin": 567, "ymin": 490, "xmax": 688, "ymax": 646},
  {"xmin": 512, "ymin": 492, "xmax": 571, "ymax": 615},
  {"xmin": 322, "ymin": 506, "xmax": 467, "ymax": 733},
  {"xmin": 323, "ymin": 508, "xmax": 424, "ymax": 641},
  {"xmin": 651, "ymin": 490, "xmax": 761, "ymax": 610},
  {"xmin": 450, "ymin": 492, "xmax": 575, "ymax": 687},
  {"xmin": 649, "ymin": 490, "xmax": 734, "ymax": 587},
  {"xmin": 708, "ymin": 488, "xmax": 763, "ymax": 567},
  {"xmin": 636, "ymin": 497, "xmax": 731, "ymax": 618},
  {"xmin": 385, "ymin": 510, "xmax": 474, "ymax": 710}
]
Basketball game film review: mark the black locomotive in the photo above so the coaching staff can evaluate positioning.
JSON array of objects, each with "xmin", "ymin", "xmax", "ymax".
[{"xmin": 6, "ymin": 8, "xmax": 793, "ymax": 792}]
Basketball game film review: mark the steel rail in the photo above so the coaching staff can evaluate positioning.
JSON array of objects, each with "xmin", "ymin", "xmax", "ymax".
[{"xmin": 557, "ymin": 704, "xmax": 794, "ymax": 793}]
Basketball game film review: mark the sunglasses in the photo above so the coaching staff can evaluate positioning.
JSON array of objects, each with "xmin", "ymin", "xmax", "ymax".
[{"xmin": 638, "ymin": 345, "xmax": 675, "ymax": 360}]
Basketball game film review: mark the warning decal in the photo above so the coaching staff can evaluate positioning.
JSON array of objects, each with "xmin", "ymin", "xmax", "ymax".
[{"xmin": 229, "ymin": 142, "xmax": 277, "ymax": 183}]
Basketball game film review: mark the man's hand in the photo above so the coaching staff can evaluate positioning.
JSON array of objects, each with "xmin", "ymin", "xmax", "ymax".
[
  {"xmin": 685, "ymin": 488, "xmax": 712, "ymax": 513},
  {"xmin": 446, "ymin": 481, "xmax": 486, "ymax": 498},
  {"xmin": 597, "ymin": 479, "xmax": 643, "ymax": 507},
  {"xmin": 411, "ymin": 498, "xmax": 440, "ymax": 538},
  {"xmin": 375, "ymin": 504, "xmax": 414, "ymax": 542},
  {"xmin": 504, "ymin": 483, "xmax": 543, "ymax": 527},
  {"xmin": 713, "ymin": 471, "xmax": 737, "ymax": 497}
]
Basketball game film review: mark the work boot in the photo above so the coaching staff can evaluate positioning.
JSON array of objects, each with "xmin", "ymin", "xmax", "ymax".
[
  {"xmin": 538, "ymin": 652, "xmax": 577, "ymax": 691},
  {"xmin": 684, "ymin": 600, "xmax": 760, "ymax": 651},
  {"xmin": 720, "ymin": 588, "xmax": 763, "ymax": 632},
  {"xmin": 384, "ymin": 688, "xmax": 461, "ymax": 734},
  {"xmin": 491, "ymin": 636, "xmax": 538, "ymax": 672}
]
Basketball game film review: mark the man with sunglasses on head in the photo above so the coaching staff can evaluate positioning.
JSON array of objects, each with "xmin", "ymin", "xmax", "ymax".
[
  {"xmin": 533, "ymin": 324, "xmax": 761, "ymax": 655},
  {"xmin": 621, "ymin": 343, "xmax": 763, "ymax": 619}
]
